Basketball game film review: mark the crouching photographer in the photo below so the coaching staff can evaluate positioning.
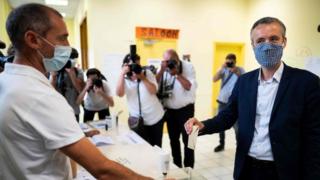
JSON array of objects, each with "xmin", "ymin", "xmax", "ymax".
[
  {"xmin": 156, "ymin": 49, "xmax": 197, "ymax": 168},
  {"xmin": 50, "ymin": 48, "xmax": 84, "ymax": 122},
  {"xmin": 116, "ymin": 45, "xmax": 165, "ymax": 147},
  {"xmin": 77, "ymin": 68, "xmax": 114, "ymax": 122}
]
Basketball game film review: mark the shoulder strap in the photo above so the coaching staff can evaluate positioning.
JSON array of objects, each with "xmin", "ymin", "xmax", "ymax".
[
  {"xmin": 221, "ymin": 70, "xmax": 234, "ymax": 88},
  {"xmin": 137, "ymin": 80, "xmax": 142, "ymax": 117}
]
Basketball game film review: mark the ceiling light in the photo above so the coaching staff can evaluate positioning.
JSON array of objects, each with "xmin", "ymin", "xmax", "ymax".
[{"xmin": 45, "ymin": 0, "xmax": 68, "ymax": 6}]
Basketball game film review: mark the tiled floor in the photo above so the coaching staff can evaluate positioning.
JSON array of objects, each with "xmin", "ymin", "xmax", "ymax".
[{"xmin": 162, "ymin": 129, "xmax": 237, "ymax": 180}]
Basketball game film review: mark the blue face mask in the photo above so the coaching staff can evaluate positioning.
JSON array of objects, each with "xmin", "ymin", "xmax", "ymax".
[
  {"xmin": 253, "ymin": 43, "xmax": 283, "ymax": 68},
  {"xmin": 38, "ymin": 37, "xmax": 72, "ymax": 72}
]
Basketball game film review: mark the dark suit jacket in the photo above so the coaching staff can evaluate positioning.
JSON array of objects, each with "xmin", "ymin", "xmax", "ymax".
[{"xmin": 201, "ymin": 64, "xmax": 320, "ymax": 180}]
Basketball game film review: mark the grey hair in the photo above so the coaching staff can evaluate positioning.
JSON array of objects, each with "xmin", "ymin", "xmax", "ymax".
[{"xmin": 6, "ymin": 3, "xmax": 62, "ymax": 51}]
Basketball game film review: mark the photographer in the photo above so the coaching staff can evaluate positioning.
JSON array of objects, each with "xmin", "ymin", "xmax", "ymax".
[
  {"xmin": 76, "ymin": 68, "xmax": 114, "ymax": 122},
  {"xmin": 50, "ymin": 48, "xmax": 85, "ymax": 122},
  {"xmin": 156, "ymin": 49, "xmax": 197, "ymax": 168},
  {"xmin": 212, "ymin": 53, "xmax": 245, "ymax": 152},
  {"xmin": 116, "ymin": 52, "xmax": 165, "ymax": 147}
]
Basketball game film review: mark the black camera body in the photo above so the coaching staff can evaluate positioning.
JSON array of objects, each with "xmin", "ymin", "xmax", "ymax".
[
  {"xmin": 167, "ymin": 59, "xmax": 178, "ymax": 69},
  {"xmin": 157, "ymin": 83, "xmax": 174, "ymax": 100},
  {"xmin": 226, "ymin": 62, "xmax": 234, "ymax": 68},
  {"xmin": 127, "ymin": 63, "xmax": 143, "ymax": 77},
  {"xmin": 87, "ymin": 78, "xmax": 104, "ymax": 93}
]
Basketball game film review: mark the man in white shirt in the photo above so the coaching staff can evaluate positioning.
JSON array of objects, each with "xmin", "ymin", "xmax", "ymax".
[
  {"xmin": 0, "ymin": 3, "xmax": 151, "ymax": 180},
  {"xmin": 156, "ymin": 49, "xmax": 197, "ymax": 168},
  {"xmin": 185, "ymin": 17, "xmax": 320, "ymax": 180}
]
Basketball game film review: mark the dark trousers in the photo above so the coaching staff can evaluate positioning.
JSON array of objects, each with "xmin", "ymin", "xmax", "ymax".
[
  {"xmin": 239, "ymin": 156, "xmax": 279, "ymax": 180},
  {"xmin": 138, "ymin": 118, "xmax": 164, "ymax": 147},
  {"xmin": 84, "ymin": 108, "xmax": 110, "ymax": 122},
  {"xmin": 165, "ymin": 103, "xmax": 195, "ymax": 168}
]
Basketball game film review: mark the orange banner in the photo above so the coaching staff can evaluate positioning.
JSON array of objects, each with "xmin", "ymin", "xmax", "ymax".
[{"xmin": 136, "ymin": 27, "xmax": 179, "ymax": 39}]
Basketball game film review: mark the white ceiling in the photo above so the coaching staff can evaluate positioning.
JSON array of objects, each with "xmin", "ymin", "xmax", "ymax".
[{"xmin": 8, "ymin": 0, "xmax": 79, "ymax": 19}]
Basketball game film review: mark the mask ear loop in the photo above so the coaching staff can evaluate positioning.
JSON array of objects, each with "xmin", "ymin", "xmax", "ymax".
[
  {"xmin": 37, "ymin": 34, "xmax": 55, "ymax": 48},
  {"xmin": 36, "ymin": 34, "xmax": 56, "ymax": 60}
]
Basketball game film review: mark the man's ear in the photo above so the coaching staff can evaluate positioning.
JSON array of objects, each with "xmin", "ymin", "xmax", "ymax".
[
  {"xmin": 283, "ymin": 37, "xmax": 287, "ymax": 48},
  {"xmin": 24, "ymin": 30, "xmax": 42, "ymax": 49}
]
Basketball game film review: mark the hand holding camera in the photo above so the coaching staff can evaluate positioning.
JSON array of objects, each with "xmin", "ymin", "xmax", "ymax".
[
  {"xmin": 85, "ymin": 78, "xmax": 93, "ymax": 91},
  {"xmin": 121, "ymin": 63, "xmax": 130, "ymax": 76}
]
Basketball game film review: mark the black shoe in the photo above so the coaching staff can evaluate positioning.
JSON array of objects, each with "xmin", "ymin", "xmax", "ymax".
[{"xmin": 214, "ymin": 144, "xmax": 224, "ymax": 152}]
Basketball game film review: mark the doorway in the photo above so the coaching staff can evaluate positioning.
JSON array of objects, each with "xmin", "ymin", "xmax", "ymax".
[
  {"xmin": 80, "ymin": 17, "xmax": 88, "ymax": 70},
  {"xmin": 212, "ymin": 42, "xmax": 245, "ymax": 115}
]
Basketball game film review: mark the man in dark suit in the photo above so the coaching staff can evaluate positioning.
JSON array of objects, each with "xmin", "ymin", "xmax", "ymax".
[{"xmin": 185, "ymin": 17, "xmax": 320, "ymax": 180}]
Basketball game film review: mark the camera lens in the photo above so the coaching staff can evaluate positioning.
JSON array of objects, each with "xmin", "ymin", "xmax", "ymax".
[
  {"xmin": 226, "ymin": 62, "xmax": 234, "ymax": 68},
  {"xmin": 129, "ymin": 63, "xmax": 142, "ymax": 74},
  {"xmin": 167, "ymin": 59, "xmax": 177, "ymax": 69}
]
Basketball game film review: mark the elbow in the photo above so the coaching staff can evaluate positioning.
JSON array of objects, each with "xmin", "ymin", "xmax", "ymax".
[
  {"xmin": 109, "ymin": 99, "xmax": 115, "ymax": 107},
  {"xmin": 116, "ymin": 91, "xmax": 124, "ymax": 97}
]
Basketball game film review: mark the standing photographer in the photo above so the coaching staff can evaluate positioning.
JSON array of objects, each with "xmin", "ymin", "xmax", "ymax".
[
  {"xmin": 76, "ymin": 68, "xmax": 114, "ymax": 122},
  {"xmin": 50, "ymin": 48, "xmax": 85, "ymax": 122},
  {"xmin": 212, "ymin": 53, "xmax": 245, "ymax": 152},
  {"xmin": 116, "ymin": 51, "xmax": 165, "ymax": 147},
  {"xmin": 156, "ymin": 49, "xmax": 197, "ymax": 168}
]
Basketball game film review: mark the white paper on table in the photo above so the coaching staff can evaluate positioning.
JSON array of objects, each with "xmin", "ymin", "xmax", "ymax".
[
  {"xmin": 188, "ymin": 126, "xmax": 199, "ymax": 150},
  {"xmin": 88, "ymin": 120, "xmax": 107, "ymax": 129},
  {"xmin": 89, "ymin": 135, "xmax": 114, "ymax": 147},
  {"xmin": 75, "ymin": 168, "xmax": 95, "ymax": 180},
  {"xmin": 118, "ymin": 131, "xmax": 146, "ymax": 145},
  {"xmin": 79, "ymin": 123, "xmax": 92, "ymax": 132}
]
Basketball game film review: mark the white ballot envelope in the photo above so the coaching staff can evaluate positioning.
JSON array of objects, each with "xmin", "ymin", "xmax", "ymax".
[{"xmin": 188, "ymin": 126, "xmax": 199, "ymax": 150}]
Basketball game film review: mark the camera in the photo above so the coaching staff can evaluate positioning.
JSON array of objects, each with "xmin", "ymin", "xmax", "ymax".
[
  {"xmin": 226, "ymin": 62, "xmax": 234, "ymax": 68},
  {"xmin": 92, "ymin": 78, "xmax": 103, "ymax": 88},
  {"xmin": 167, "ymin": 59, "xmax": 178, "ymax": 69},
  {"xmin": 157, "ymin": 82, "xmax": 174, "ymax": 100},
  {"xmin": 127, "ymin": 63, "xmax": 143, "ymax": 77},
  {"xmin": 88, "ymin": 78, "xmax": 103, "ymax": 92}
]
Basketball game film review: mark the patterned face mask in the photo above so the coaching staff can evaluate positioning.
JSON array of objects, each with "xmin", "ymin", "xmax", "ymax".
[{"xmin": 254, "ymin": 43, "xmax": 283, "ymax": 69}]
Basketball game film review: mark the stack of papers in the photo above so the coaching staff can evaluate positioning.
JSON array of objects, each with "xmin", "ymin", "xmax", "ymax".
[
  {"xmin": 88, "ymin": 120, "xmax": 107, "ymax": 129},
  {"xmin": 118, "ymin": 131, "xmax": 146, "ymax": 145},
  {"xmin": 89, "ymin": 135, "xmax": 114, "ymax": 147}
]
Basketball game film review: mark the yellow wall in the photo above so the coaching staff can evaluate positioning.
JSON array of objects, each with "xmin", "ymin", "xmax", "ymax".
[
  {"xmin": 136, "ymin": 38, "xmax": 177, "ymax": 65},
  {"xmin": 64, "ymin": 18, "xmax": 75, "ymax": 47},
  {"xmin": 72, "ymin": 0, "xmax": 320, "ymax": 121},
  {"xmin": 0, "ymin": 0, "xmax": 11, "ymax": 51}
]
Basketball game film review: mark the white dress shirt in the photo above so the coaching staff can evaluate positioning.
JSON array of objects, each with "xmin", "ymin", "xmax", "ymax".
[{"xmin": 248, "ymin": 62, "xmax": 284, "ymax": 161}]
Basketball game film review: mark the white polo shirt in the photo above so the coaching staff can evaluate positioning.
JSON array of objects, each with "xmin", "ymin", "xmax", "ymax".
[
  {"xmin": 160, "ymin": 60, "xmax": 197, "ymax": 109},
  {"xmin": 0, "ymin": 63, "xmax": 84, "ymax": 180},
  {"xmin": 84, "ymin": 80, "xmax": 112, "ymax": 111},
  {"xmin": 125, "ymin": 70, "xmax": 165, "ymax": 126}
]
